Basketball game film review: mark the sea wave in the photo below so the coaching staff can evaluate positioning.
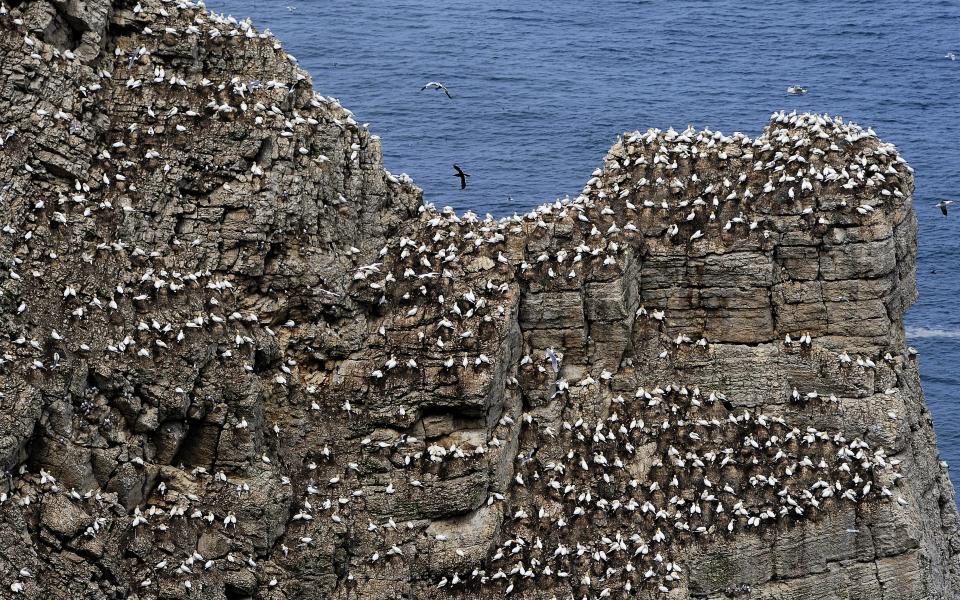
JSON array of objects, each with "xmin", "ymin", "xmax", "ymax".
[{"xmin": 906, "ymin": 326, "xmax": 960, "ymax": 339}]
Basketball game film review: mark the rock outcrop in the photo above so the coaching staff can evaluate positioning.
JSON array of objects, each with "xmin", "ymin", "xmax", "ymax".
[{"xmin": 0, "ymin": 0, "xmax": 957, "ymax": 598}]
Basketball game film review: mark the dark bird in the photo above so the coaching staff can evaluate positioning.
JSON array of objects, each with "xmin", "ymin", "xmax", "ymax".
[
  {"xmin": 453, "ymin": 164, "xmax": 470, "ymax": 189},
  {"xmin": 937, "ymin": 200, "xmax": 954, "ymax": 217},
  {"xmin": 420, "ymin": 81, "xmax": 453, "ymax": 99}
]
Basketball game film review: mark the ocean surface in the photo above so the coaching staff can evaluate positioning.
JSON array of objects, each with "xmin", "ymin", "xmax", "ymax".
[{"xmin": 210, "ymin": 0, "xmax": 960, "ymax": 491}]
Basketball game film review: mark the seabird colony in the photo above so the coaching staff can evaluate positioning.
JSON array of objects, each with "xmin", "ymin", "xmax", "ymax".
[
  {"xmin": 351, "ymin": 111, "xmax": 913, "ymax": 596},
  {"xmin": 0, "ymin": 0, "xmax": 919, "ymax": 597}
]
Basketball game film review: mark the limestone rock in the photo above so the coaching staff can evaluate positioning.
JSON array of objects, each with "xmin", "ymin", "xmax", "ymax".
[{"xmin": 40, "ymin": 493, "xmax": 93, "ymax": 538}]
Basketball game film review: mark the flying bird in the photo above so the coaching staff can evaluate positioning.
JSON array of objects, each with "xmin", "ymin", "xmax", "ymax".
[
  {"xmin": 420, "ymin": 81, "xmax": 452, "ymax": 98},
  {"xmin": 937, "ymin": 200, "xmax": 954, "ymax": 217},
  {"xmin": 453, "ymin": 164, "xmax": 470, "ymax": 189},
  {"xmin": 545, "ymin": 347, "xmax": 559, "ymax": 373}
]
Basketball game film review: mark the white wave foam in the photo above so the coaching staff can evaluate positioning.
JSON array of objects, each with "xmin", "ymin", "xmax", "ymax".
[{"xmin": 906, "ymin": 326, "xmax": 960, "ymax": 339}]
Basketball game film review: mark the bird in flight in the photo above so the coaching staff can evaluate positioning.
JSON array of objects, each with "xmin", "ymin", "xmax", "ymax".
[
  {"xmin": 937, "ymin": 200, "xmax": 954, "ymax": 217},
  {"xmin": 545, "ymin": 348, "xmax": 560, "ymax": 373},
  {"xmin": 452, "ymin": 164, "xmax": 470, "ymax": 189},
  {"xmin": 420, "ymin": 81, "xmax": 453, "ymax": 99}
]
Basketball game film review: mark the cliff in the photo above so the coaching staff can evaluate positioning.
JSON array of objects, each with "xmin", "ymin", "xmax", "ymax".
[{"xmin": 0, "ymin": 1, "xmax": 958, "ymax": 599}]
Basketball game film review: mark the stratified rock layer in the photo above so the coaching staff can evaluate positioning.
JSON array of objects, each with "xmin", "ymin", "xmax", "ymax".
[{"xmin": 0, "ymin": 1, "xmax": 957, "ymax": 599}]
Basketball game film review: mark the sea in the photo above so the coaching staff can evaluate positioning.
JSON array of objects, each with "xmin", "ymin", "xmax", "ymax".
[{"xmin": 208, "ymin": 0, "xmax": 960, "ymax": 493}]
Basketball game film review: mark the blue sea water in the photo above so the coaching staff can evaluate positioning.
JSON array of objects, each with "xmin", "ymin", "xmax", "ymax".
[{"xmin": 209, "ymin": 0, "xmax": 960, "ymax": 490}]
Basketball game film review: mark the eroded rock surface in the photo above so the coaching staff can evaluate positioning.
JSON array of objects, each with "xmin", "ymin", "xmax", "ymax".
[{"xmin": 0, "ymin": 0, "xmax": 958, "ymax": 598}]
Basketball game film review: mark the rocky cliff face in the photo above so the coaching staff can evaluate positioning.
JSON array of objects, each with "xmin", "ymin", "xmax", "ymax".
[{"xmin": 0, "ymin": 1, "xmax": 957, "ymax": 598}]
